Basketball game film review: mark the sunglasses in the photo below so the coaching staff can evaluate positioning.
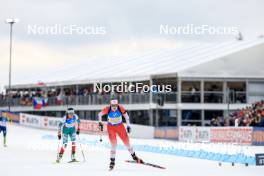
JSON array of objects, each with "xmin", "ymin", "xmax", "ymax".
[{"xmin": 111, "ymin": 104, "xmax": 118, "ymax": 108}]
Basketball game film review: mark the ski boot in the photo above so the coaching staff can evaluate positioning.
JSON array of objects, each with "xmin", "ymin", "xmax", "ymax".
[
  {"xmin": 109, "ymin": 158, "xmax": 115, "ymax": 171},
  {"xmin": 69, "ymin": 152, "xmax": 78, "ymax": 163},
  {"xmin": 56, "ymin": 153, "xmax": 63, "ymax": 163},
  {"xmin": 131, "ymin": 153, "xmax": 143, "ymax": 163}
]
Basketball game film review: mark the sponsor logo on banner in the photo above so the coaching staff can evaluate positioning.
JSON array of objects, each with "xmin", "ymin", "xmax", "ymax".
[
  {"xmin": 195, "ymin": 127, "xmax": 210, "ymax": 143},
  {"xmin": 179, "ymin": 127, "xmax": 195, "ymax": 142},
  {"xmin": 154, "ymin": 127, "xmax": 178, "ymax": 139},
  {"xmin": 45, "ymin": 117, "xmax": 62, "ymax": 130},
  {"xmin": 43, "ymin": 117, "xmax": 48, "ymax": 127},
  {"xmin": 210, "ymin": 127, "xmax": 253, "ymax": 145},
  {"xmin": 19, "ymin": 113, "xmax": 106, "ymax": 134},
  {"xmin": 19, "ymin": 113, "xmax": 60, "ymax": 129},
  {"xmin": 179, "ymin": 127, "xmax": 210, "ymax": 142},
  {"xmin": 19, "ymin": 113, "xmax": 42, "ymax": 128},
  {"xmin": 79, "ymin": 120, "xmax": 107, "ymax": 134}
]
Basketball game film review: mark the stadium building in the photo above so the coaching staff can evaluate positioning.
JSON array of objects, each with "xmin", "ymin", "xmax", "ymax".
[{"xmin": 1, "ymin": 39, "xmax": 264, "ymax": 127}]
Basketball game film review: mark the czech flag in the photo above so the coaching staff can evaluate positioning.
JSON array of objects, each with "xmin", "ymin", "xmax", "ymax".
[{"xmin": 33, "ymin": 97, "xmax": 43, "ymax": 110}]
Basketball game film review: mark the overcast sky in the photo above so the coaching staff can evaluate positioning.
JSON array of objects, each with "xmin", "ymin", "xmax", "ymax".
[{"xmin": 0, "ymin": 0, "xmax": 263, "ymax": 90}]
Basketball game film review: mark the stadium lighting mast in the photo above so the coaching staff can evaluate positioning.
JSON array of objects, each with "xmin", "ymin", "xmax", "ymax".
[{"xmin": 5, "ymin": 18, "xmax": 19, "ymax": 112}]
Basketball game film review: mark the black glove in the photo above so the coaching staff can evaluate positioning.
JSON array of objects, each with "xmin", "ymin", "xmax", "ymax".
[
  {"xmin": 126, "ymin": 126, "xmax": 131, "ymax": 134},
  {"xmin": 58, "ymin": 132, "xmax": 61, "ymax": 140},
  {"xmin": 76, "ymin": 128, "xmax": 80, "ymax": 135},
  {"xmin": 99, "ymin": 122, "xmax": 103, "ymax": 132}
]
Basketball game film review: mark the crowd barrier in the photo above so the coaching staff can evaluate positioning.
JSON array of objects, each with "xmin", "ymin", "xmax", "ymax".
[
  {"xmin": 7, "ymin": 112, "xmax": 264, "ymax": 144},
  {"xmin": 19, "ymin": 113, "xmax": 154, "ymax": 139},
  {"xmin": 154, "ymin": 126, "xmax": 264, "ymax": 146}
]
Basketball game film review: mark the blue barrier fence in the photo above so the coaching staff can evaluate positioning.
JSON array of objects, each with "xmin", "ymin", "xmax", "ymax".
[{"xmin": 42, "ymin": 134, "xmax": 256, "ymax": 165}]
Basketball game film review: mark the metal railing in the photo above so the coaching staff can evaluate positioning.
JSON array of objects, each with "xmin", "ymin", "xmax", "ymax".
[
  {"xmin": 228, "ymin": 91, "xmax": 247, "ymax": 104},
  {"xmin": 152, "ymin": 92, "xmax": 177, "ymax": 103},
  {"xmin": 204, "ymin": 91, "xmax": 223, "ymax": 103},
  {"xmin": 0, "ymin": 93, "xmax": 151, "ymax": 107},
  {"xmin": 0, "ymin": 91, "xmax": 248, "ymax": 108},
  {"xmin": 181, "ymin": 91, "xmax": 201, "ymax": 103}
]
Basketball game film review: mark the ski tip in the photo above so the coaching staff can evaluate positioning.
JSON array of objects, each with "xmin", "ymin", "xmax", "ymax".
[
  {"xmin": 158, "ymin": 166, "xmax": 166, "ymax": 169},
  {"xmin": 125, "ymin": 160, "xmax": 166, "ymax": 170}
]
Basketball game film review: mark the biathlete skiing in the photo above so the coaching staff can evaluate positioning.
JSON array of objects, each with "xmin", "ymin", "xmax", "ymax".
[
  {"xmin": 0, "ymin": 111, "xmax": 8, "ymax": 147},
  {"xmin": 97, "ymin": 99, "xmax": 143, "ymax": 170},
  {"xmin": 56, "ymin": 108, "xmax": 81, "ymax": 163}
]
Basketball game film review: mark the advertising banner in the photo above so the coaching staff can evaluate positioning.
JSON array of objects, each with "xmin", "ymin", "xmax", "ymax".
[
  {"xmin": 43, "ymin": 116, "xmax": 62, "ymax": 130},
  {"xmin": 20, "ymin": 113, "xmax": 43, "ymax": 128},
  {"xmin": 252, "ymin": 128, "xmax": 264, "ymax": 146},
  {"xmin": 195, "ymin": 127, "xmax": 210, "ymax": 143},
  {"xmin": 154, "ymin": 127, "xmax": 178, "ymax": 140},
  {"xmin": 210, "ymin": 127, "xmax": 253, "ymax": 145},
  {"xmin": 19, "ymin": 113, "xmax": 107, "ymax": 134},
  {"xmin": 179, "ymin": 127, "xmax": 195, "ymax": 142},
  {"xmin": 80, "ymin": 120, "xmax": 107, "ymax": 134},
  {"xmin": 2, "ymin": 111, "xmax": 20, "ymax": 123}
]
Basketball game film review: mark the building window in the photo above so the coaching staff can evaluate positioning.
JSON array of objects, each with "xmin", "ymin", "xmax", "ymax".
[
  {"xmin": 181, "ymin": 81, "xmax": 201, "ymax": 103},
  {"xmin": 152, "ymin": 78, "xmax": 177, "ymax": 103},
  {"xmin": 204, "ymin": 81, "xmax": 223, "ymax": 103},
  {"xmin": 156, "ymin": 109, "xmax": 177, "ymax": 126},
  {"xmin": 227, "ymin": 82, "xmax": 246, "ymax": 103},
  {"xmin": 204, "ymin": 110, "xmax": 224, "ymax": 126},
  {"xmin": 129, "ymin": 110, "xmax": 149, "ymax": 125},
  {"xmin": 182, "ymin": 110, "xmax": 201, "ymax": 126}
]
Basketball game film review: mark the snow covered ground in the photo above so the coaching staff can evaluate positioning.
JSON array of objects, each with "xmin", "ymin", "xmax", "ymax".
[{"xmin": 0, "ymin": 124, "xmax": 264, "ymax": 176}]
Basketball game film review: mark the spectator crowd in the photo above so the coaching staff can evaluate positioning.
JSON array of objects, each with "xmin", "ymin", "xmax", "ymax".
[{"xmin": 210, "ymin": 100, "xmax": 264, "ymax": 127}]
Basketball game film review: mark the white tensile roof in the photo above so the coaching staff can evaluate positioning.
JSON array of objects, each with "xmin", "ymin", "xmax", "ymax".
[{"xmin": 12, "ymin": 38, "xmax": 264, "ymax": 88}]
